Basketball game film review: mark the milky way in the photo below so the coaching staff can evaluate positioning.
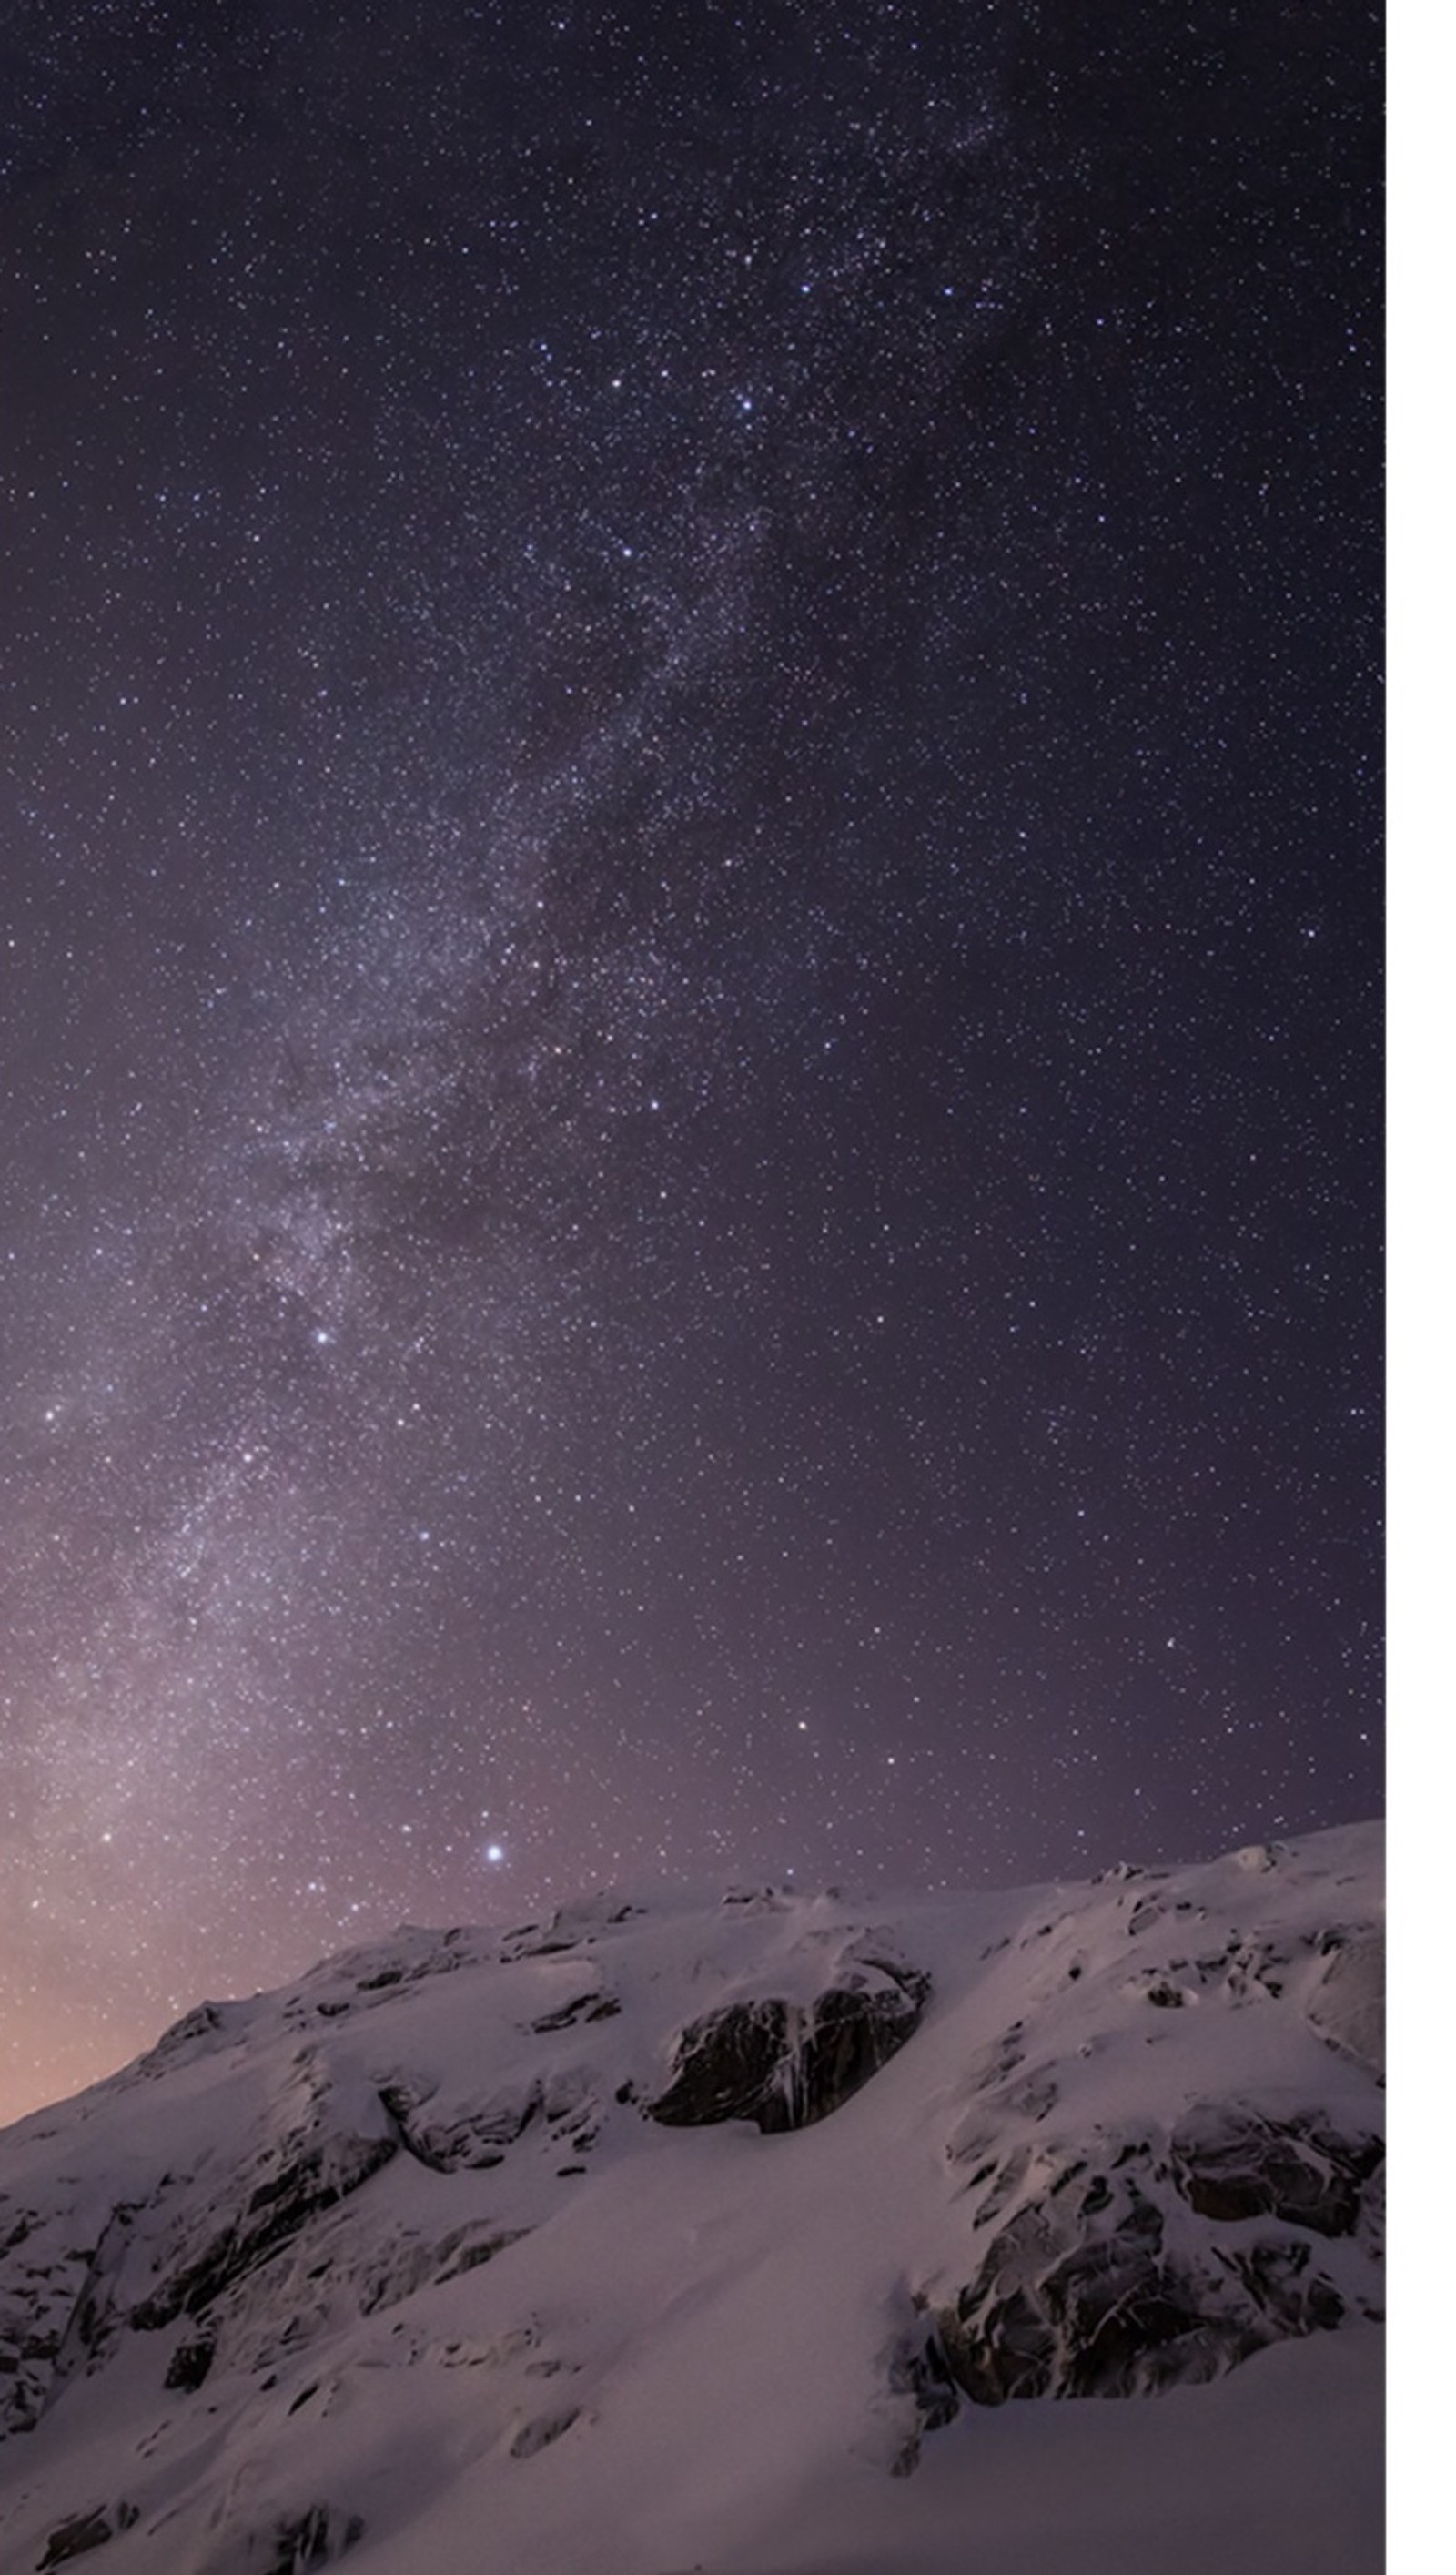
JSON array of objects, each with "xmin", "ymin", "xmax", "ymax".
[{"xmin": 0, "ymin": 3, "xmax": 1380, "ymax": 2117}]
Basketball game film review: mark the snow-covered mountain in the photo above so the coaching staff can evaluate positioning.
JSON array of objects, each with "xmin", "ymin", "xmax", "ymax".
[{"xmin": 0, "ymin": 1822, "xmax": 1383, "ymax": 2574}]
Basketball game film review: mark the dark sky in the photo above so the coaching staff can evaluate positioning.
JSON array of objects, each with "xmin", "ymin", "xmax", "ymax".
[{"xmin": 0, "ymin": 0, "xmax": 1380, "ymax": 2120}]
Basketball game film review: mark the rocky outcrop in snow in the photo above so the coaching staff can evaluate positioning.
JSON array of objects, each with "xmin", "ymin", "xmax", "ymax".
[
  {"xmin": 130, "ymin": 2063, "xmax": 398, "ymax": 2333},
  {"xmin": 1168, "ymin": 2102, "xmax": 1382, "ymax": 2235},
  {"xmin": 35, "ymin": 2503, "xmax": 139, "ymax": 2569},
  {"xmin": 921, "ymin": 2108, "xmax": 1380, "ymax": 2410},
  {"xmin": 649, "ymin": 1950, "xmax": 930, "ymax": 2132}
]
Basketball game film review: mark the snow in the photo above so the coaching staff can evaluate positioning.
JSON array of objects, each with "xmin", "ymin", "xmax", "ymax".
[{"xmin": 0, "ymin": 1821, "xmax": 1382, "ymax": 2573}]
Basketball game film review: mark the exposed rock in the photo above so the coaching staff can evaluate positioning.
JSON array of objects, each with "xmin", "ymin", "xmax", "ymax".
[
  {"xmin": 961, "ymin": 2022, "xmax": 1026, "ymax": 2101},
  {"xmin": 648, "ymin": 1997, "xmax": 787, "ymax": 2128},
  {"xmin": 854, "ymin": 1953, "xmax": 933, "ymax": 2009},
  {"xmin": 131, "ymin": 2062, "xmax": 397, "ymax": 2327},
  {"xmin": 0, "ymin": 2221, "xmax": 96, "ymax": 2434},
  {"xmin": 887, "ymin": 2323, "xmax": 960, "ymax": 2448},
  {"xmin": 352, "ymin": 2227, "xmax": 450, "ymax": 2319},
  {"xmin": 190, "ymin": 2503, "xmax": 366, "ymax": 2573},
  {"xmin": 509, "ymin": 2404, "xmax": 580, "ymax": 2458},
  {"xmin": 938, "ymin": 2222, "xmax": 1246, "ymax": 2404},
  {"xmin": 1005, "ymin": 2070, "xmax": 1058, "ymax": 2121},
  {"xmin": 968, "ymin": 2144, "xmax": 1031, "ymax": 2228},
  {"xmin": 649, "ymin": 1971, "xmax": 927, "ymax": 2133},
  {"xmin": 530, "ymin": 1991, "xmax": 620, "ymax": 2033},
  {"xmin": 1168, "ymin": 2104, "xmax": 1382, "ymax": 2237},
  {"xmin": 164, "ymin": 2333, "xmax": 216, "ymax": 2390},
  {"xmin": 36, "ymin": 2503, "xmax": 137, "ymax": 2568},
  {"xmin": 382, "ymin": 2050, "xmax": 609, "ymax": 2174},
  {"xmin": 0, "ymin": 2203, "xmax": 143, "ymax": 2432},
  {"xmin": 136, "ymin": 2130, "xmax": 394, "ymax": 2327},
  {"xmin": 144, "ymin": 2001, "xmax": 224, "ymax": 2054},
  {"xmin": 1229, "ymin": 2238, "xmax": 1345, "ymax": 2336},
  {"xmin": 250, "ymin": 2505, "xmax": 364, "ymax": 2571},
  {"xmin": 379, "ymin": 2074, "xmax": 531, "ymax": 2172},
  {"xmin": 932, "ymin": 2136, "xmax": 1361, "ymax": 2407},
  {"xmin": 1218, "ymin": 1937, "xmax": 1294, "ymax": 2005}
]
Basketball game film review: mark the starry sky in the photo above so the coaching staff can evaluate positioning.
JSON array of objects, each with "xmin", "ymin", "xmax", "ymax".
[{"xmin": 0, "ymin": 0, "xmax": 1380, "ymax": 2122}]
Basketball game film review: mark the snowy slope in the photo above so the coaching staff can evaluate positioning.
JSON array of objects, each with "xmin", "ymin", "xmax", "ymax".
[{"xmin": 0, "ymin": 1823, "xmax": 1383, "ymax": 2574}]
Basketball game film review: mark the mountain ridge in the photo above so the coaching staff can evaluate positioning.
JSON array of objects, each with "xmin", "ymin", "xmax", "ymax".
[{"xmin": 0, "ymin": 1820, "xmax": 1383, "ymax": 2574}]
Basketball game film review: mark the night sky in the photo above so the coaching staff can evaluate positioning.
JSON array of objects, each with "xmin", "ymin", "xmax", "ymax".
[{"xmin": 0, "ymin": 1, "xmax": 1380, "ymax": 2122}]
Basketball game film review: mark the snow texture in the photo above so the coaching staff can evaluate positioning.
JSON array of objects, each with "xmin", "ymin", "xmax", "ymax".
[{"xmin": 0, "ymin": 1824, "xmax": 1382, "ymax": 2572}]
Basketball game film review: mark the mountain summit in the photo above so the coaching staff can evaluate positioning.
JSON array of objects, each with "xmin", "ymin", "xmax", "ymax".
[{"xmin": 0, "ymin": 1821, "xmax": 1383, "ymax": 2573}]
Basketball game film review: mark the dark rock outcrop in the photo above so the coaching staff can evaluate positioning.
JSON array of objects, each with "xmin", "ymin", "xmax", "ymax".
[
  {"xmin": 938, "ymin": 2197, "xmax": 1255, "ymax": 2402},
  {"xmin": 0, "ymin": 2220, "xmax": 97, "ymax": 2435},
  {"xmin": 649, "ymin": 1969, "xmax": 928, "ymax": 2134},
  {"xmin": 164, "ymin": 2334, "xmax": 217, "ymax": 2390},
  {"xmin": 931, "ymin": 2117, "xmax": 1376, "ymax": 2408},
  {"xmin": 0, "ymin": 2203, "xmax": 144, "ymax": 2435},
  {"xmin": 508, "ymin": 2405, "xmax": 580, "ymax": 2458},
  {"xmin": 133, "ymin": 2128, "xmax": 395, "ymax": 2328},
  {"xmin": 1168, "ymin": 2104, "xmax": 1383, "ymax": 2237},
  {"xmin": 648, "ymin": 1998, "xmax": 791, "ymax": 2129},
  {"xmin": 36, "ymin": 2503, "xmax": 138, "ymax": 2568},
  {"xmin": 130, "ymin": 2059, "xmax": 397, "ymax": 2330},
  {"xmin": 378, "ymin": 2074, "xmax": 530, "ymax": 2171},
  {"xmin": 379, "ymin": 2068, "xmax": 601, "ymax": 2173},
  {"xmin": 252, "ymin": 2506, "xmax": 364, "ymax": 2571},
  {"xmin": 354, "ymin": 2220, "xmax": 528, "ymax": 2317},
  {"xmin": 528, "ymin": 1988, "xmax": 621, "ymax": 2034}
]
